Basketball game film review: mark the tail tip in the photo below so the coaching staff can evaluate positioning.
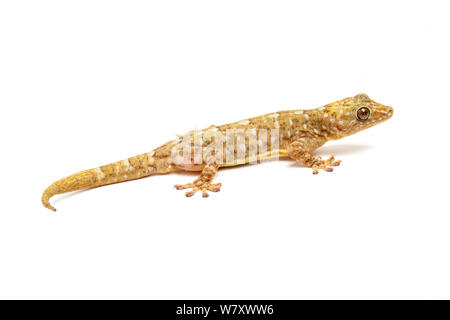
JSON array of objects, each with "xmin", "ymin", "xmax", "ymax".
[
  {"xmin": 42, "ymin": 193, "xmax": 57, "ymax": 212},
  {"xmin": 42, "ymin": 200, "xmax": 57, "ymax": 212}
]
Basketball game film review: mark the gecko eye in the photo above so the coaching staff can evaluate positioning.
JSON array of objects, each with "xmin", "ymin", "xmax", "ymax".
[{"xmin": 356, "ymin": 107, "xmax": 370, "ymax": 121}]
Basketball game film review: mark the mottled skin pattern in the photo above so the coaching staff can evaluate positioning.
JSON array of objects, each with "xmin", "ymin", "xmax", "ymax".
[{"xmin": 42, "ymin": 94, "xmax": 393, "ymax": 211}]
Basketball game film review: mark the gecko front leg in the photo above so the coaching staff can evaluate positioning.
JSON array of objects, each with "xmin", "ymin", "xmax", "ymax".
[
  {"xmin": 174, "ymin": 162, "xmax": 222, "ymax": 197},
  {"xmin": 287, "ymin": 136, "xmax": 341, "ymax": 174}
]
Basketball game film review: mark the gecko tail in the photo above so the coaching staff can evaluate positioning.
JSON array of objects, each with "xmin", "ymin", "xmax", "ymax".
[
  {"xmin": 42, "ymin": 186, "xmax": 57, "ymax": 212},
  {"xmin": 41, "ymin": 169, "xmax": 100, "ymax": 212},
  {"xmin": 42, "ymin": 143, "xmax": 177, "ymax": 212}
]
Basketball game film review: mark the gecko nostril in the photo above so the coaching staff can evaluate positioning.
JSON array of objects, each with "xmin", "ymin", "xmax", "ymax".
[{"xmin": 384, "ymin": 106, "xmax": 393, "ymax": 118}]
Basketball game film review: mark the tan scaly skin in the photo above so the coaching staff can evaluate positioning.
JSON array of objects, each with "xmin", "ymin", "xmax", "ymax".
[{"xmin": 42, "ymin": 94, "xmax": 393, "ymax": 211}]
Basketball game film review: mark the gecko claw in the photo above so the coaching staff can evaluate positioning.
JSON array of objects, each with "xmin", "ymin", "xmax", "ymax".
[{"xmin": 185, "ymin": 190, "xmax": 196, "ymax": 197}]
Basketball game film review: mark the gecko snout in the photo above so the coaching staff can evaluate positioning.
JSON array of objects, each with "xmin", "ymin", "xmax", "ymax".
[
  {"xmin": 377, "ymin": 105, "xmax": 393, "ymax": 120},
  {"xmin": 386, "ymin": 106, "xmax": 394, "ymax": 118}
]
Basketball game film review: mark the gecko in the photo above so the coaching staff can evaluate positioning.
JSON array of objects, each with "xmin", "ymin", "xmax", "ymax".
[{"xmin": 42, "ymin": 93, "xmax": 393, "ymax": 211}]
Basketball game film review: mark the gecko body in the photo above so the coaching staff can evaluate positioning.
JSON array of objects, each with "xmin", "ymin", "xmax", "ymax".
[{"xmin": 42, "ymin": 94, "xmax": 393, "ymax": 211}]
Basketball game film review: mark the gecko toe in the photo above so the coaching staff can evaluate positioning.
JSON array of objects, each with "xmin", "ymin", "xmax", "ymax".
[
  {"xmin": 185, "ymin": 189, "xmax": 197, "ymax": 197},
  {"xmin": 176, "ymin": 182, "xmax": 222, "ymax": 198},
  {"xmin": 175, "ymin": 183, "xmax": 195, "ymax": 190},
  {"xmin": 312, "ymin": 156, "xmax": 340, "ymax": 174}
]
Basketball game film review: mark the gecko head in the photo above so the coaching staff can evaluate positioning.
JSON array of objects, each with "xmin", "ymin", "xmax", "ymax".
[{"xmin": 324, "ymin": 93, "xmax": 393, "ymax": 139}]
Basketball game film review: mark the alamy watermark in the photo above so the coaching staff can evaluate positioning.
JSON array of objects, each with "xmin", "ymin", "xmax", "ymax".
[{"xmin": 170, "ymin": 128, "xmax": 281, "ymax": 165}]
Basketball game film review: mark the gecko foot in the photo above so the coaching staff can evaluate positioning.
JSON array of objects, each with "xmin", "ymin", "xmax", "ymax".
[
  {"xmin": 312, "ymin": 154, "xmax": 341, "ymax": 174},
  {"xmin": 174, "ymin": 182, "xmax": 222, "ymax": 198}
]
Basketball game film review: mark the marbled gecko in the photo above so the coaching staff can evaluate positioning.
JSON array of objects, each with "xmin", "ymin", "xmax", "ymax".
[{"xmin": 42, "ymin": 94, "xmax": 393, "ymax": 211}]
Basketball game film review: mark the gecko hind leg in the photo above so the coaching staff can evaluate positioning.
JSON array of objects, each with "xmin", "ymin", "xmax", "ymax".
[{"xmin": 174, "ymin": 163, "xmax": 221, "ymax": 198}]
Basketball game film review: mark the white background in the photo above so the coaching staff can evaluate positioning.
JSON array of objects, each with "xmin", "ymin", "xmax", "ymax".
[{"xmin": 1, "ymin": 0, "xmax": 449, "ymax": 299}]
